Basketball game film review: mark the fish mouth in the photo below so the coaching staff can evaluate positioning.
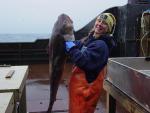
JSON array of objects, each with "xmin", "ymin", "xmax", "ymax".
[{"xmin": 63, "ymin": 34, "xmax": 75, "ymax": 41}]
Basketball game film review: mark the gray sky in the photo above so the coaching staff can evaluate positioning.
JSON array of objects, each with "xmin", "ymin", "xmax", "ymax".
[{"xmin": 0, "ymin": 0, "xmax": 127, "ymax": 34}]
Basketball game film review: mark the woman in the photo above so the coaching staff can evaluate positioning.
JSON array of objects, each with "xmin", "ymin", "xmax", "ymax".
[{"xmin": 65, "ymin": 13, "xmax": 116, "ymax": 113}]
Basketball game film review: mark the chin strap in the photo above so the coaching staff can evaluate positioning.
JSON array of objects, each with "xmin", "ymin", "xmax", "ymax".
[{"xmin": 109, "ymin": 22, "xmax": 116, "ymax": 36}]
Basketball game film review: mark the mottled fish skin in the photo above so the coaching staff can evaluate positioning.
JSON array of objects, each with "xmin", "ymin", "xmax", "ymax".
[{"xmin": 47, "ymin": 14, "xmax": 73, "ymax": 113}]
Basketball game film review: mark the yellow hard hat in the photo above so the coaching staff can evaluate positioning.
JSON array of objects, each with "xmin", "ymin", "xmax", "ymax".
[{"xmin": 97, "ymin": 13, "xmax": 116, "ymax": 34}]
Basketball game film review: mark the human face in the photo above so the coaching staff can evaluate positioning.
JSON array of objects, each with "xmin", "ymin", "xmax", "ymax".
[{"xmin": 94, "ymin": 18, "xmax": 109, "ymax": 37}]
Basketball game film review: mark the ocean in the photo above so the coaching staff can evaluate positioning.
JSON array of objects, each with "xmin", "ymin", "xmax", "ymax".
[{"xmin": 0, "ymin": 34, "xmax": 50, "ymax": 43}]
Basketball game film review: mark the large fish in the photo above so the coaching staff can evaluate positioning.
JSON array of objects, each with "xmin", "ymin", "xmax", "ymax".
[{"xmin": 47, "ymin": 14, "xmax": 74, "ymax": 113}]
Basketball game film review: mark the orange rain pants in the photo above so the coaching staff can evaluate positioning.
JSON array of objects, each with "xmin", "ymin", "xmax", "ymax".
[{"xmin": 69, "ymin": 66, "xmax": 106, "ymax": 113}]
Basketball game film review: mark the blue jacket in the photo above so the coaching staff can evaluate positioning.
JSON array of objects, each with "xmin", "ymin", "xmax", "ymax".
[{"xmin": 69, "ymin": 34, "xmax": 116, "ymax": 83}]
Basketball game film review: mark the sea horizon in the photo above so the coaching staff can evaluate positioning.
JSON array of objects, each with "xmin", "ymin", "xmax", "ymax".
[{"xmin": 0, "ymin": 33, "xmax": 50, "ymax": 43}]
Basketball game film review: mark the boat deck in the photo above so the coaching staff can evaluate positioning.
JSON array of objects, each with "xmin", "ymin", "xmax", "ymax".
[
  {"xmin": 26, "ymin": 64, "xmax": 128, "ymax": 113},
  {"xmin": 26, "ymin": 80, "xmax": 106, "ymax": 113}
]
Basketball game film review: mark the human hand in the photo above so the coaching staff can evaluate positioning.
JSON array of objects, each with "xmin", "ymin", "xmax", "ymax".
[{"xmin": 65, "ymin": 41, "xmax": 75, "ymax": 52}]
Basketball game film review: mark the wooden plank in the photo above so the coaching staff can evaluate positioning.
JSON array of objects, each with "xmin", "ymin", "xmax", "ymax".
[
  {"xmin": 103, "ymin": 80, "xmax": 150, "ymax": 113},
  {"xmin": 5, "ymin": 70, "xmax": 15, "ymax": 78}
]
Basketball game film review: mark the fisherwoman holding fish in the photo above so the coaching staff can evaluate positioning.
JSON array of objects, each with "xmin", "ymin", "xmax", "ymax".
[{"xmin": 65, "ymin": 13, "xmax": 116, "ymax": 113}]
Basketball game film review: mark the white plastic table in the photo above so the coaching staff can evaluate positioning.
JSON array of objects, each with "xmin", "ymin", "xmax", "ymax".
[
  {"xmin": 0, "ymin": 66, "xmax": 29, "ymax": 113},
  {"xmin": 0, "ymin": 92, "xmax": 14, "ymax": 113}
]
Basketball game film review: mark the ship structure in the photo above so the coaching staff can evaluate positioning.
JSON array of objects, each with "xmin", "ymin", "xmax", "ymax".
[{"xmin": 0, "ymin": 0, "xmax": 150, "ymax": 113}]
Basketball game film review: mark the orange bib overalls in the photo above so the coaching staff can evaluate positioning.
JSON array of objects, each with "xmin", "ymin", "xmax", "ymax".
[{"xmin": 69, "ymin": 66, "xmax": 106, "ymax": 113}]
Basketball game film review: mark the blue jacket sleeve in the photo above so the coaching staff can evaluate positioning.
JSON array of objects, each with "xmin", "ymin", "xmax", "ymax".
[
  {"xmin": 69, "ymin": 40, "xmax": 109, "ymax": 71},
  {"xmin": 73, "ymin": 40, "xmax": 83, "ymax": 49}
]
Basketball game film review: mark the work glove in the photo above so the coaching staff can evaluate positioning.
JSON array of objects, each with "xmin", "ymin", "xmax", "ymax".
[{"xmin": 65, "ymin": 41, "xmax": 75, "ymax": 52}]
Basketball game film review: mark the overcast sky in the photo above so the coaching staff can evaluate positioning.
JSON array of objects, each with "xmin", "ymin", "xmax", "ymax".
[{"xmin": 0, "ymin": 0, "xmax": 127, "ymax": 34}]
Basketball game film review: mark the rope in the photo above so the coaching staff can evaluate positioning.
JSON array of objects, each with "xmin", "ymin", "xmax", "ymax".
[
  {"xmin": 140, "ymin": 31, "xmax": 149, "ymax": 56},
  {"xmin": 140, "ymin": 9, "xmax": 150, "ymax": 56}
]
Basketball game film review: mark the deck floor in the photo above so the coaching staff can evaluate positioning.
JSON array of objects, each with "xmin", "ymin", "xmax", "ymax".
[
  {"xmin": 26, "ymin": 79, "xmax": 106, "ymax": 113},
  {"xmin": 26, "ymin": 64, "xmax": 129, "ymax": 113}
]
